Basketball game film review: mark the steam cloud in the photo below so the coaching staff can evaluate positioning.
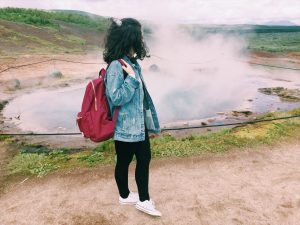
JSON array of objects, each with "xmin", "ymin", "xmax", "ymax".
[{"xmin": 141, "ymin": 23, "xmax": 255, "ymax": 122}]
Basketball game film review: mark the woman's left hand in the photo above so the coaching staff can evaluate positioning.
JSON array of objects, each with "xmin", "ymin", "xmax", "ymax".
[{"xmin": 120, "ymin": 60, "xmax": 135, "ymax": 77}]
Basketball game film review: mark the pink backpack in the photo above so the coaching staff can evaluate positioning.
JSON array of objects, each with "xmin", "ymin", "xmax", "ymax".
[{"xmin": 76, "ymin": 59, "xmax": 126, "ymax": 142}]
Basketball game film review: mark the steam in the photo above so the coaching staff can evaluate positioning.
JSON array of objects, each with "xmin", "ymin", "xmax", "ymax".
[
  {"xmin": 140, "ymin": 23, "xmax": 256, "ymax": 122},
  {"xmin": 137, "ymin": 22, "xmax": 300, "ymax": 123}
]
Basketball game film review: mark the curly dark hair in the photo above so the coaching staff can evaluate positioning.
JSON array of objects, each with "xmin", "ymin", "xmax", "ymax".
[{"xmin": 103, "ymin": 18, "xmax": 149, "ymax": 64}]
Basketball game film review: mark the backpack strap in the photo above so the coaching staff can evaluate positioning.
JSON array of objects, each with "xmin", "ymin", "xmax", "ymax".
[
  {"xmin": 108, "ymin": 58, "xmax": 128, "ymax": 122},
  {"xmin": 117, "ymin": 59, "xmax": 128, "ymax": 79},
  {"xmin": 102, "ymin": 59, "xmax": 128, "ymax": 79}
]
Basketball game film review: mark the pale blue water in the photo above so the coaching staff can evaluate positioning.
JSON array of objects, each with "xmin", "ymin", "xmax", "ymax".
[{"xmin": 3, "ymin": 73, "xmax": 300, "ymax": 133}]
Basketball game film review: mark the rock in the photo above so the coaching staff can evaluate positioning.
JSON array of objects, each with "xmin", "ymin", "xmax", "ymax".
[
  {"xmin": 232, "ymin": 110, "xmax": 253, "ymax": 117},
  {"xmin": 149, "ymin": 134, "xmax": 159, "ymax": 139},
  {"xmin": 149, "ymin": 64, "xmax": 159, "ymax": 72},
  {"xmin": 6, "ymin": 79, "xmax": 21, "ymax": 90},
  {"xmin": 208, "ymin": 118, "xmax": 216, "ymax": 123},
  {"xmin": 59, "ymin": 83, "xmax": 69, "ymax": 87},
  {"xmin": 163, "ymin": 132, "xmax": 172, "ymax": 137},
  {"xmin": 201, "ymin": 122, "xmax": 207, "ymax": 126},
  {"xmin": 258, "ymin": 87, "xmax": 284, "ymax": 95},
  {"xmin": 49, "ymin": 70, "xmax": 63, "ymax": 79},
  {"xmin": 258, "ymin": 87, "xmax": 300, "ymax": 102},
  {"xmin": 207, "ymin": 118, "xmax": 216, "ymax": 123},
  {"xmin": 247, "ymin": 99, "xmax": 253, "ymax": 102},
  {"xmin": 0, "ymin": 100, "xmax": 8, "ymax": 111}
]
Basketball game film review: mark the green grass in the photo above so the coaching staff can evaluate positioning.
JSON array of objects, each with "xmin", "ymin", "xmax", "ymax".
[
  {"xmin": 247, "ymin": 31, "xmax": 300, "ymax": 53},
  {"xmin": 54, "ymin": 34, "xmax": 87, "ymax": 45},
  {"xmin": 7, "ymin": 153, "xmax": 58, "ymax": 177},
  {"xmin": 4, "ymin": 108, "xmax": 300, "ymax": 177},
  {"xmin": 0, "ymin": 7, "xmax": 110, "ymax": 31},
  {"xmin": 0, "ymin": 8, "xmax": 56, "ymax": 28}
]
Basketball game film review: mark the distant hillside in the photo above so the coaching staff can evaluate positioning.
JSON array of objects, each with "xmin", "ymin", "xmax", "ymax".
[
  {"xmin": 0, "ymin": 7, "xmax": 111, "ymax": 55},
  {"xmin": 0, "ymin": 7, "xmax": 110, "ymax": 30},
  {"xmin": 263, "ymin": 20, "xmax": 298, "ymax": 26},
  {"xmin": 51, "ymin": 9, "xmax": 106, "ymax": 20},
  {"xmin": 0, "ymin": 7, "xmax": 300, "ymax": 56}
]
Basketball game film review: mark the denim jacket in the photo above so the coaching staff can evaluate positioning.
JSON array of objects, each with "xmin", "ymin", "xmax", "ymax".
[{"xmin": 104, "ymin": 55, "xmax": 161, "ymax": 142}]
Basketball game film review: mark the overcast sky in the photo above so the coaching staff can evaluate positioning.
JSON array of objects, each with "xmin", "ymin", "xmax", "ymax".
[{"xmin": 1, "ymin": 0, "xmax": 300, "ymax": 25}]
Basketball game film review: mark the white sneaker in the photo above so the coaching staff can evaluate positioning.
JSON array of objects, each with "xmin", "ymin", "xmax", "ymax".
[
  {"xmin": 119, "ymin": 192, "xmax": 139, "ymax": 205},
  {"xmin": 135, "ymin": 199, "xmax": 162, "ymax": 217}
]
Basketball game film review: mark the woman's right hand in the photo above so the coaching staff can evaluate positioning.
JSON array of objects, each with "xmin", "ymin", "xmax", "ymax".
[{"xmin": 120, "ymin": 60, "xmax": 135, "ymax": 77}]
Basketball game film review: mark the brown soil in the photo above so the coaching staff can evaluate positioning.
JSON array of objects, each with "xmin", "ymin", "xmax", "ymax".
[
  {"xmin": 0, "ymin": 138, "xmax": 300, "ymax": 225},
  {"xmin": 249, "ymin": 51, "xmax": 300, "ymax": 69}
]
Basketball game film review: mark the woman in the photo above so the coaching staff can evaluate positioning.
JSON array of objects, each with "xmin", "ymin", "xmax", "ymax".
[{"xmin": 103, "ymin": 17, "xmax": 162, "ymax": 217}]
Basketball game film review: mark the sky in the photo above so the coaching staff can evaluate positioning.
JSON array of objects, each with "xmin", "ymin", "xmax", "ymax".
[{"xmin": 0, "ymin": 0, "xmax": 300, "ymax": 25}]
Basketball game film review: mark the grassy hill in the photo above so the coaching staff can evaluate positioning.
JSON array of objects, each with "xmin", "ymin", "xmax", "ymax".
[
  {"xmin": 0, "ymin": 7, "xmax": 300, "ymax": 56},
  {"xmin": 0, "ymin": 7, "xmax": 110, "ymax": 55},
  {"xmin": 0, "ymin": 7, "xmax": 109, "ymax": 30}
]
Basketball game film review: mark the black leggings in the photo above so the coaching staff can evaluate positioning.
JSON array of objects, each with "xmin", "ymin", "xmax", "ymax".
[{"xmin": 114, "ymin": 128, "xmax": 151, "ymax": 201}]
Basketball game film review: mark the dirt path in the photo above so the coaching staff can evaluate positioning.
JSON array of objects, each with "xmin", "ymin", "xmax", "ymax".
[{"xmin": 0, "ymin": 139, "xmax": 300, "ymax": 225}]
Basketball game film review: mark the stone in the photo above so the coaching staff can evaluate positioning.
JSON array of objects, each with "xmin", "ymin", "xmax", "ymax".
[
  {"xmin": 49, "ymin": 70, "xmax": 63, "ymax": 78},
  {"xmin": 207, "ymin": 118, "xmax": 216, "ymax": 123},
  {"xmin": 149, "ymin": 64, "xmax": 159, "ymax": 72},
  {"xmin": 258, "ymin": 87, "xmax": 300, "ymax": 102},
  {"xmin": 232, "ymin": 110, "xmax": 253, "ymax": 117},
  {"xmin": 0, "ymin": 100, "xmax": 8, "ymax": 111},
  {"xmin": 6, "ymin": 79, "xmax": 21, "ymax": 90}
]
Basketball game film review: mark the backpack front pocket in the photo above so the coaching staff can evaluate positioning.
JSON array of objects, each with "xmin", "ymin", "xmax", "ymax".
[{"xmin": 76, "ymin": 111, "xmax": 93, "ymax": 138}]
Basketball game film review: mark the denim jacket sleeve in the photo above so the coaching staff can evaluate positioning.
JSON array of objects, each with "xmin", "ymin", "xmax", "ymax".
[{"xmin": 105, "ymin": 60, "xmax": 140, "ymax": 106}]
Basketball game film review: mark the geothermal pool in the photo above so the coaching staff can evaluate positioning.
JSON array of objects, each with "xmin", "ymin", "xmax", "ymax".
[{"xmin": 3, "ymin": 67, "xmax": 300, "ymax": 133}]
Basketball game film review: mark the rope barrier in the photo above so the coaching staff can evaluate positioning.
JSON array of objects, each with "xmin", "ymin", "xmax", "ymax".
[
  {"xmin": 0, "ymin": 59, "xmax": 54, "ymax": 74},
  {"xmin": 1, "ymin": 114, "xmax": 299, "ymax": 136},
  {"xmin": 150, "ymin": 54, "xmax": 300, "ymax": 70},
  {"xmin": 161, "ymin": 114, "xmax": 300, "ymax": 131},
  {"xmin": 1, "ymin": 54, "xmax": 300, "ymax": 74},
  {"xmin": 248, "ymin": 62, "xmax": 300, "ymax": 71},
  {"xmin": 0, "ymin": 58, "xmax": 105, "ymax": 74}
]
